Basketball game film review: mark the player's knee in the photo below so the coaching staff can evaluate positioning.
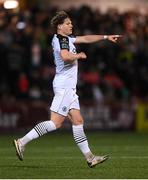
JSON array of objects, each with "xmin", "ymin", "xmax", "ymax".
[{"xmin": 73, "ymin": 117, "xmax": 84, "ymax": 125}]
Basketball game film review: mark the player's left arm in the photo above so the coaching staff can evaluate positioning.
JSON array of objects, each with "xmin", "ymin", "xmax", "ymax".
[{"xmin": 75, "ymin": 35, "xmax": 122, "ymax": 44}]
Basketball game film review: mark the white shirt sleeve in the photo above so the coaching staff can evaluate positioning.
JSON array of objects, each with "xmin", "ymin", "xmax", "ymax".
[{"xmin": 69, "ymin": 36, "xmax": 76, "ymax": 44}]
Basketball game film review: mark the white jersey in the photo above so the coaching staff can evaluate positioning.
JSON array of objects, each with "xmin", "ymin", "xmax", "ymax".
[{"xmin": 51, "ymin": 34, "xmax": 78, "ymax": 88}]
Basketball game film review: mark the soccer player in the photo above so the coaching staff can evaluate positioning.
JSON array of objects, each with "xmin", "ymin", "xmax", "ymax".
[{"xmin": 14, "ymin": 11, "xmax": 122, "ymax": 168}]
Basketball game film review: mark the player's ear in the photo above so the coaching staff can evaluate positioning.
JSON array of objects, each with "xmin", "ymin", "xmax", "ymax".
[{"xmin": 58, "ymin": 24, "xmax": 62, "ymax": 30}]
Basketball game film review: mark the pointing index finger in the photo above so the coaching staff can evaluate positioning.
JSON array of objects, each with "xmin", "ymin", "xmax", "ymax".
[{"xmin": 115, "ymin": 35, "xmax": 123, "ymax": 38}]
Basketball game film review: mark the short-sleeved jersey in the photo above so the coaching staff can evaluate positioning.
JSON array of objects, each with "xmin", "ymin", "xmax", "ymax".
[{"xmin": 51, "ymin": 34, "xmax": 78, "ymax": 88}]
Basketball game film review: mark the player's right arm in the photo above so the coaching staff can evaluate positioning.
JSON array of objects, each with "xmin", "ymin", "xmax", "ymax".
[
  {"xmin": 57, "ymin": 34, "xmax": 86, "ymax": 62},
  {"xmin": 60, "ymin": 50, "xmax": 86, "ymax": 62}
]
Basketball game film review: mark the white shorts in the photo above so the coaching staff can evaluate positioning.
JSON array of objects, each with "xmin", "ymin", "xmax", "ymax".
[{"xmin": 50, "ymin": 88, "xmax": 80, "ymax": 116}]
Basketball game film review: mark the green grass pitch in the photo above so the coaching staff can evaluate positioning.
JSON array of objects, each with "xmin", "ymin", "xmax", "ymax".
[{"xmin": 0, "ymin": 131, "xmax": 148, "ymax": 179}]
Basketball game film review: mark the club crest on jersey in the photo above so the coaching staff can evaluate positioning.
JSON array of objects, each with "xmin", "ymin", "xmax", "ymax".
[{"xmin": 62, "ymin": 106, "xmax": 67, "ymax": 112}]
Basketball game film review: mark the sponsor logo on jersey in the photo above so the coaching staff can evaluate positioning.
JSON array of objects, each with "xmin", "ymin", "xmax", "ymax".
[{"xmin": 61, "ymin": 43, "xmax": 69, "ymax": 49}]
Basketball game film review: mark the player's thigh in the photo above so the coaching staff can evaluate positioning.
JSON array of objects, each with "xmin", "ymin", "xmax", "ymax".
[
  {"xmin": 50, "ymin": 111, "xmax": 65, "ymax": 128},
  {"xmin": 68, "ymin": 109, "xmax": 84, "ymax": 125}
]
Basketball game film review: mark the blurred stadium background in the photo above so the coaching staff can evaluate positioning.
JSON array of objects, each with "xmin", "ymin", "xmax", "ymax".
[
  {"xmin": 0, "ymin": 0, "xmax": 148, "ymax": 179},
  {"xmin": 0, "ymin": 0, "xmax": 148, "ymax": 133}
]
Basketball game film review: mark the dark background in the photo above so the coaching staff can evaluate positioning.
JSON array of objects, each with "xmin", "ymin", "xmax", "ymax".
[{"xmin": 0, "ymin": 0, "xmax": 148, "ymax": 132}]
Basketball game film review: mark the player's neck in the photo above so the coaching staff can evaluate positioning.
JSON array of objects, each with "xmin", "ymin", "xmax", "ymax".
[{"xmin": 57, "ymin": 31, "xmax": 68, "ymax": 37}]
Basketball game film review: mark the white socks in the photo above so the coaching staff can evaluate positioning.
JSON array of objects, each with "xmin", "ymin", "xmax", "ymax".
[
  {"xmin": 20, "ymin": 120, "xmax": 56, "ymax": 146},
  {"xmin": 19, "ymin": 121, "xmax": 93, "ymax": 161},
  {"xmin": 72, "ymin": 124, "xmax": 93, "ymax": 159}
]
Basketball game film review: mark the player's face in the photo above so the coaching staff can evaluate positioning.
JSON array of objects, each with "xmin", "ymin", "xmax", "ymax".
[{"xmin": 59, "ymin": 18, "xmax": 73, "ymax": 35}]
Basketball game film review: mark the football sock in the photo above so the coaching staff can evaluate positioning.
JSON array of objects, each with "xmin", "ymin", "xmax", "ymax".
[
  {"xmin": 20, "ymin": 120, "xmax": 56, "ymax": 146},
  {"xmin": 72, "ymin": 124, "xmax": 93, "ymax": 160}
]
